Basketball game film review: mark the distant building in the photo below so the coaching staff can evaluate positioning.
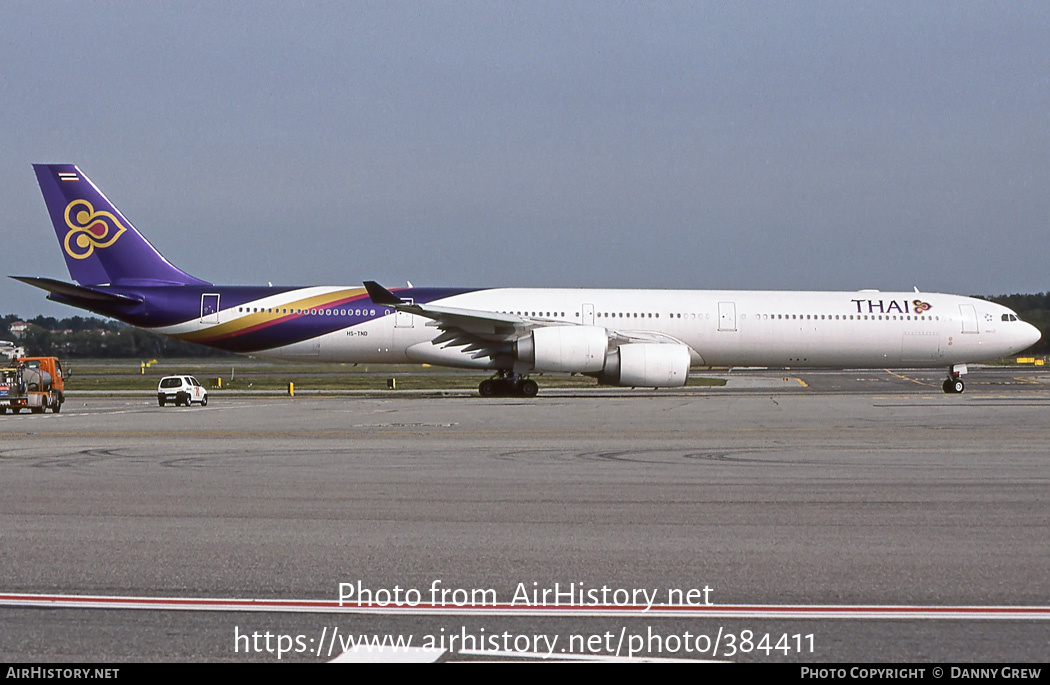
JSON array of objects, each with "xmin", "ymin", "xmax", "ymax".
[
  {"xmin": 8, "ymin": 321, "xmax": 28, "ymax": 338},
  {"xmin": 0, "ymin": 341, "xmax": 26, "ymax": 361}
]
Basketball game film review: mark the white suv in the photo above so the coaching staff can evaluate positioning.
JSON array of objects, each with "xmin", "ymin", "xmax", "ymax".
[{"xmin": 157, "ymin": 376, "xmax": 208, "ymax": 407}]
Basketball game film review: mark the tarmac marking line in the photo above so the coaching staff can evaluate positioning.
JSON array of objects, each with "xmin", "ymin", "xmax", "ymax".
[{"xmin": 2, "ymin": 593, "xmax": 1048, "ymax": 620}]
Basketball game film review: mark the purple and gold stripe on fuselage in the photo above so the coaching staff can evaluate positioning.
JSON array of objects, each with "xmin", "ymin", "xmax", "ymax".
[
  {"xmin": 155, "ymin": 285, "xmax": 480, "ymax": 354},
  {"xmin": 174, "ymin": 287, "xmax": 372, "ymax": 347}
]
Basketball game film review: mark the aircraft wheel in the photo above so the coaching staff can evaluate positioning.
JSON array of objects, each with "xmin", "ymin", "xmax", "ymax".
[
  {"xmin": 520, "ymin": 379, "xmax": 539, "ymax": 398},
  {"xmin": 952, "ymin": 379, "xmax": 965, "ymax": 394},
  {"xmin": 479, "ymin": 379, "xmax": 496, "ymax": 397},
  {"xmin": 942, "ymin": 379, "xmax": 953, "ymax": 394}
]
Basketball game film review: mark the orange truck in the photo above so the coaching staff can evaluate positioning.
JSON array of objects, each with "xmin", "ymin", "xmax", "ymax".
[{"xmin": 0, "ymin": 357, "xmax": 66, "ymax": 414}]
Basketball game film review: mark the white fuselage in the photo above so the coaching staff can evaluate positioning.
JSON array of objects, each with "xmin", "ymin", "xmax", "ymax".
[{"xmin": 236, "ymin": 288, "xmax": 1039, "ymax": 370}]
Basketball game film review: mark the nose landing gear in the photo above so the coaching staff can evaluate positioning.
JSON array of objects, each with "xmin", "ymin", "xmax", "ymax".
[{"xmin": 942, "ymin": 365, "xmax": 967, "ymax": 394}]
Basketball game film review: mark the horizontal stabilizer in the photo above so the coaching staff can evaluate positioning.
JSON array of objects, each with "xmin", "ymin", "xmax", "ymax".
[{"xmin": 11, "ymin": 276, "xmax": 143, "ymax": 304}]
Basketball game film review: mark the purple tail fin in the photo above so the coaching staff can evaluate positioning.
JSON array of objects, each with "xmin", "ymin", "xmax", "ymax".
[{"xmin": 33, "ymin": 164, "xmax": 210, "ymax": 286}]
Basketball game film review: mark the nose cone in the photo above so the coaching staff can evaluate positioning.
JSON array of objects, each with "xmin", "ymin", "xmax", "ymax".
[{"xmin": 1021, "ymin": 322, "xmax": 1042, "ymax": 350}]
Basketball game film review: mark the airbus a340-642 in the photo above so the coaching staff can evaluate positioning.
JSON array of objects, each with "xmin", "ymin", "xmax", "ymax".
[{"xmin": 15, "ymin": 164, "xmax": 1040, "ymax": 397}]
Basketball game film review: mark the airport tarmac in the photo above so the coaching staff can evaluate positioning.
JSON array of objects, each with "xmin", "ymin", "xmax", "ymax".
[{"xmin": 1, "ymin": 367, "xmax": 1048, "ymax": 662}]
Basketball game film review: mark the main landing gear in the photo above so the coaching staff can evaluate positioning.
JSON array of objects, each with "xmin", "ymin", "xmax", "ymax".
[
  {"xmin": 479, "ymin": 370, "xmax": 539, "ymax": 398},
  {"xmin": 942, "ymin": 367, "xmax": 965, "ymax": 394}
]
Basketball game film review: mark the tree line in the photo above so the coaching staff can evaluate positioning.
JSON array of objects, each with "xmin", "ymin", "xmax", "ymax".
[
  {"xmin": 4, "ymin": 294, "xmax": 1049, "ymax": 358},
  {"xmin": 1, "ymin": 315, "xmax": 236, "ymax": 358}
]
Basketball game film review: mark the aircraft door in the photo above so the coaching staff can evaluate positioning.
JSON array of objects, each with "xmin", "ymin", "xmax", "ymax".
[
  {"xmin": 395, "ymin": 299, "xmax": 415, "ymax": 328},
  {"xmin": 718, "ymin": 302, "xmax": 737, "ymax": 331},
  {"xmin": 582, "ymin": 303, "xmax": 594, "ymax": 326},
  {"xmin": 959, "ymin": 304, "xmax": 979, "ymax": 334},
  {"xmin": 200, "ymin": 294, "xmax": 220, "ymax": 324}
]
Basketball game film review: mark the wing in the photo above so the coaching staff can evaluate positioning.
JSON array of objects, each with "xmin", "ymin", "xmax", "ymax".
[
  {"xmin": 363, "ymin": 281, "xmax": 688, "ymax": 362},
  {"xmin": 365, "ymin": 280, "xmax": 549, "ymax": 360}
]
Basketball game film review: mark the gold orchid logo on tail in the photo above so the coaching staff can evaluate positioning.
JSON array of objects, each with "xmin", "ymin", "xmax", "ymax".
[{"xmin": 63, "ymin": 199, "xmax": 126, "ymax": 259}]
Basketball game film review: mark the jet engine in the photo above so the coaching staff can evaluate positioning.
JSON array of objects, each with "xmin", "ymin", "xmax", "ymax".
[
  {"xmin": 514, "ymin": 326, "xmax": 608, "ymax": 372},
  {"xmin": 514, "ymin": 326, "xmax": 691, "ymax": 387},
  {"xmin": 595, "ymin": 343, "xmax": 690, "ymax": 387}
]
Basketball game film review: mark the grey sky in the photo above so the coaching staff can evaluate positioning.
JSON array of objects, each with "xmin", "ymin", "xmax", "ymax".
[{"xmin": 3, "ymin": 1, "xmax": 1048, "ymax": 318}]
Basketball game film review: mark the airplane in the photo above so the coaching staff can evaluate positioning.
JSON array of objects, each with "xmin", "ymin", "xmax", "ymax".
[{"xmin": 14, "ymin": 164, "xmax": 1041, "ymax": 397}]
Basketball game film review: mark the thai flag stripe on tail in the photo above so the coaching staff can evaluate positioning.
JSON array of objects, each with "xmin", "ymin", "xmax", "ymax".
[{"xmin": 57, "ymin": 172, "xmax": 78, "ymax": 182}]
